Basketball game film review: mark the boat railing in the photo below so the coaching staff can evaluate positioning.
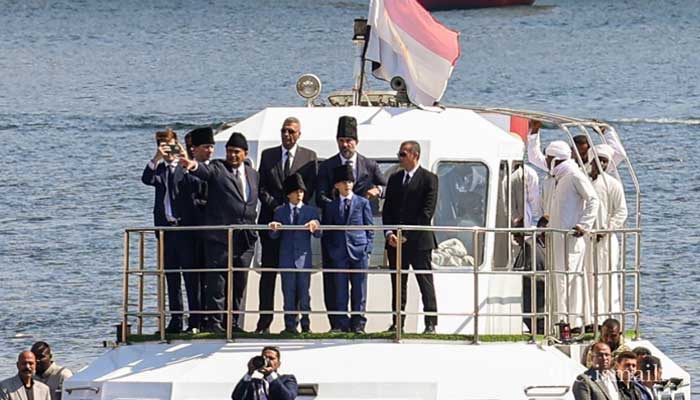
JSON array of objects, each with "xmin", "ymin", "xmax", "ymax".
[{"xmin": 120, "ymin": 224, "xmax": 641, "ymax": 344}]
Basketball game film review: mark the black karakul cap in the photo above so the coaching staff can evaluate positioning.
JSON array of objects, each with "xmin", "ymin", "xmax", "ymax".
[
  {"xmin": 226, "ymin": 132, "xmax": 248, "ymax": 150},
  {"xmin": 333, "ymin": 164, "xmax": 355, "ymax": 184},
  {"xmin": 336, "ymin": 116, "xmax": 358, "ymax": 140},
  {"xmin": 190, "ymin": 127, "xmax": 215, "ymax": 146},
  {"xmin": 283, "ymin": 173, "xmax": 307, "ymax": 195}
]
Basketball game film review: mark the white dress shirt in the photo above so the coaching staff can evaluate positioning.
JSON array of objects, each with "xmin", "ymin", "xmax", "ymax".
[{"xmin": 234, "ymin": 163, "xmax": 249, "ymax": 202}]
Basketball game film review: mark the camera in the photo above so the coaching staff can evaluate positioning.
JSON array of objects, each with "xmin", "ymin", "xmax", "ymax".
[
  {"xmin": 251, "ymin": 355, "xmax": 270, "ymax": 371},
  {"xmin": 168, "ymin": 144, "xmax": 181, "ymax": 155}
]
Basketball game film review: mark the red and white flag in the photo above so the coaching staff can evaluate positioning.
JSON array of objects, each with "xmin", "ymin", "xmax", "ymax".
[{"xmin": 365, "ymin": 0, "xmax": 461, "ymax": 107}]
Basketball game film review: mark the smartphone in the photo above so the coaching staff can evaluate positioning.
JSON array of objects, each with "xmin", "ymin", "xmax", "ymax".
[{"xmin": 168, "ymin": 144, "xmax": 181, "ymax": 154}]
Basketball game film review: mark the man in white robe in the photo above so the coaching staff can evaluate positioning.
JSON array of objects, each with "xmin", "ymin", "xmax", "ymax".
[
  {"xmin": 543, "ymin": 141, "xmax": 599, "ymax": 328},
  {"xmin": 585, "ymin": 144, "xmax": 628, "ymax": 324}
]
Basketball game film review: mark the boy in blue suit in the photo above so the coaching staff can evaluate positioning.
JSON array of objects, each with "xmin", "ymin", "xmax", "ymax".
[
  {"xmin": 269, "ymin": 173, "xmax": 321, "ymax": 334},
  {"xmin": 323, "ymin": 164, "xmax": 374, "ymax": 333}
]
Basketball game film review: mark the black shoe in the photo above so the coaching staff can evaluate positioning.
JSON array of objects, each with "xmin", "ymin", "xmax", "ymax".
[
  {"xmin": 255, "ymin": 328, "xmax": 270, "ymax": 335},
  {"xmin": 231, "ymin": 325, "xmax": 246, "ymax": 334},
  {"xmin": 385, "ymin": 325, "xmax": 403, "ymax": 333},
  {"xmin": 282, "ymin": 328, "xmax": 298, "ymax": 335},
  {"xmin": 301, "ymin": 326, "xmax": 312, "ymax": 333},
  {"xmin": 207, "ymin": 323, "xmax": 226, "ymax": 334},
  {"xmin": 352, "ymin": 326, "xmax": 366, "ymax": 334},
  {"xmin": 165, "ymin": 320, "xmax": 183, "ymax": 334},
  {"xmin": 422, "ymin": 325, "xmax": 436, "ymax": 334},
  {"xmin": 328, "ymin": 328, "xmax": 344, "ymax": 334}
]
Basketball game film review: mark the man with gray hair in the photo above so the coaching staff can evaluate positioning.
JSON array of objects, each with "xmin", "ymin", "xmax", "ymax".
[
  {"xmin": 256, "ymin": 117, "xmax": 318, "ymax": 334},
  {"xmin": 1, "ymin": 351, "xmax": 51, "ymax": 400}
]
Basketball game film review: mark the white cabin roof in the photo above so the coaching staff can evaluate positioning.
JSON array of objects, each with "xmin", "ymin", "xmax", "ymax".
[{"xmin": 214, "ymin": 106, "xmax": 525, "ymax": 166}]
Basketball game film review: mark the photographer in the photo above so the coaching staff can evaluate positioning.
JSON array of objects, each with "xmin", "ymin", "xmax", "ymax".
[{"xmin": 231, "ymin": 346, "xmax": 297, "ymax": 400}]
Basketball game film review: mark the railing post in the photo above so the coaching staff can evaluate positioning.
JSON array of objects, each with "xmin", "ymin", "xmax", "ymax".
[
  {"xmin": 593, "ymin": 234, "xmax": 600, "ymax": 339},
  {"xmin": 158, "ymin": 230, "xmax": 166, "ymax": 342},
  {"xmin": 529, "ymin": 229, "xmax": 537, "ymax": 338},
  {"xmin": 226, "ymin": 228, "xmax": 234, "ymax": 341},
  {"xmin": 394, "ymin": 228, "xmax": 403, "ymax": 343},
  {"xmin": 606, "ymin": 232, "xmax": 613, "ymax": 321},
  {"xmin": 121, "ymin": 231, "xmax": 130, "ymax": 344},
  {"xmin": 546, "ymin": 230, "xmax": 555, "ymax": 338},
  {"xmin": 472, "ymin": 230, "xmax": 480, "ymax": 344},
  {"xmin": 634, "ymin": 231, "xmax": 641, "ymax": 339},
  {"xmin": 137, "ymin": 232, "xmax": 145, "ymax": 335}
]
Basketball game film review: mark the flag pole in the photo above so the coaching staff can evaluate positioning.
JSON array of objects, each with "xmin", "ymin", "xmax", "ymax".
[{"xmin": 352, "ymin": 18, "xmax": 369, "ymax": 106}]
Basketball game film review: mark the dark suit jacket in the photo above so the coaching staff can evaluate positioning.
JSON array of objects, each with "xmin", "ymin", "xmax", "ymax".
[
  {"xmin": 316, "ymin": 153, "xmax": 386, "ymax": 206},
  {"xmin": 382, "ymin": 166, "xmax": 439, "ymax": 251},
  {"xmin": 258, "ymin": 145, "xmax": 318, "ymax": 224},
  {"xmin": 231, "ymin": 374, "xmax": 298, "ymax": 400},
  {"xmin": 141, "ymin": 162, "xmax": 197, "ymax": 227},
  {"xmin": 270, "ymin": 203, "xmax": 321, "ymax": 268},
  {"xmin": 323, "ymin": 195, "xmax": 374, "ymax": 262},
  {"xmin": 189, "ymin": 160, "xmax": 259, "ymax": 248},
  {"xmin": 572, "ymin": 368, "xmax": 618, "ymax": 400}
]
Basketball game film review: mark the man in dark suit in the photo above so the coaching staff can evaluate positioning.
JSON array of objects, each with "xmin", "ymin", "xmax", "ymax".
[
  {"xmin": 322, "ymin": 165, "xmax": 374, "ymax": 333},
  {"xmin": 181, "ymin": 132, "xmax": 259, "ymax": 333},
  {"xmin": 183, "ymin": 126, "xmax": 216, "ymax": 332},
  {"xmin": 573, "ymin": 342, "xmax": 621, "ymax": 400},
  {"xmin": 383, "ymin": 140, "xmax": 439, "ymax": 333},
  {"xmin": 256, "ymin": 117, "xmax": 318, "ymax": 334},
  {"xmin": 142, "ymin": 128, "xmax": 197, "ymax": 333},
  {"xmin": 316, "ymin": 116, "xmax": 386, "ymax": 330},
  {"xmin": 231, "ymin": 346, "xmax": 297, "ymax": 400}
]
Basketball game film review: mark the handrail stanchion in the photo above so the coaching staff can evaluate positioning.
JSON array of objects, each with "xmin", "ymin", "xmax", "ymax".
[
  {"xmin": 634, "ymin": 231, "xmax": 641, "ymax": 339},
  {"xmin": 564, "ymin": 232, "xmax": 570, "ymax": 327},
  {"xmin": 121, "ymin": 231, "xmax": 130, "ymax": 344},
  {"xmin": 546, "ymin": 229, "xmax": 555, "ymax": 338},
  {"xmin": 620, "ymin": 232, "xmax": 628, "ymax": 335},
  {"xmin": 606, "ymin": 232, "xmax": 613, "ymax": 322},
  {"xmin": 158, "ymin": 230, "xmax": 166, "ymax": 342},
  {"xmin": 529, "ymin": 228, "xmax": 537, "ymax": 338},
  {"xmin": 472, "ymin": 231, "xmax": 480, "ymax": 344},
  {"xmin": 226, "ymin": 228, "xmax": 234, "ymax": 341},
  {"xmin": 394, "ymin": 229, "xmax": 403, "ymax": 343},
  {"xmin": 137, "ymin": 232, "xmax": 145, "ymax": 335},
  {"xmin": 593, "ymin": 234, "xmax": 600, "ymax": 339}
]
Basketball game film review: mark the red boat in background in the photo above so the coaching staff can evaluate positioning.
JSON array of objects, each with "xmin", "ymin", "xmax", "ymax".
[{"xmin": 418, "ymin": 0, "xmax": 534, "ymax": 10}]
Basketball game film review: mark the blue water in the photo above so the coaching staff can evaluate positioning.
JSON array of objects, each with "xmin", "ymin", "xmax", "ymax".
[{"xmin": 1, "ymin": 0, "xmax": 698, "ymax": 393}]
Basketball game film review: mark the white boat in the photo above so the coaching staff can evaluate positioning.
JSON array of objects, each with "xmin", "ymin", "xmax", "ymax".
[{"xmin": 63, "ymin": 18, "xmax": 691, "ymax": 400}]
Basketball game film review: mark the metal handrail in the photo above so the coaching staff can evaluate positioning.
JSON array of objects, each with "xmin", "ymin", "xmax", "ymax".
[{"xmin": 121, "ymin": 224, "xmax": 641, "ymax": 343}]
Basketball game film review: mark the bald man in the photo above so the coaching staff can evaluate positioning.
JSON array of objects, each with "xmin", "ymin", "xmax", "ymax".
[
  {"xmin": 573, "ymin": 342, "xmax": 620, "ymax": 400},
  {"xmin": 0, "ymin": 351, "xmax": 51, "ymax": 400}
]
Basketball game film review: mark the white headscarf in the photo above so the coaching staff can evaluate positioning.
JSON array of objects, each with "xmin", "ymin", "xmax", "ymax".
[
  {"xmin": 589, "ymin": 144, "xmax": 614, "ymax": 161},
  {"xmin": 545, "ymin": 141, "xmax": 572, "ymax": 160}
]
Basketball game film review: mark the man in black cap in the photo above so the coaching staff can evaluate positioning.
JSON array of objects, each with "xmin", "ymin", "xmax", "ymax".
[
  {"xmin": 184, "ymin": 126, "xmax": 216, "ymax": 331},
  {"xmin": 255, "ymin": 117, "xmax": 318, "ymax": 334},
  {"xmin": 181, "ymin": 132, "xmax": 259, "ymax": 333},
  {"xmin": 316, "ymin": 115, "xmax": 386, "ymax": 330}
]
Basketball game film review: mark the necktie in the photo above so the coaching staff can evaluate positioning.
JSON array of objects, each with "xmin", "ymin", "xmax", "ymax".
[
  {"xmin": 346, "ymin": 159, "xmax": 355, "ymax": 180},
  {"xmin": 167, "ymin": 167, "xmax": 176, "ymax": 200},
  {"xmin": 343, "ymin": 198, "xmax": 351, "ymax": 222},
  {"xmin": 283, "ymin": 151, "xmax": 291, "ymax": 178},
  {"xmin": 234, "ymin": 169, "xmax": 245, "ymax": 201},
  {"xmin": 403, "ymin": 172, "xmax": 411, "ymax": 186},
  {"xmin": 292, "ymin": 206, "xmax": 299, "ymax": 225}
]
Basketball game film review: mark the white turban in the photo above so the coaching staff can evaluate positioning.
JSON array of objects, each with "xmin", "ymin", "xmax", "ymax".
[
  {"xmin": 590, "ymin": 144, "xmax": 614, "ymax": 161},
  {"xmin": 545, "ymin": 141, "xmax": 572, "ymax": 161}
]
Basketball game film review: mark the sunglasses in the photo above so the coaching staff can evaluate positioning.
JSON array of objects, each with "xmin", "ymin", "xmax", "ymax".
[{"xmin": 281, "ymin": 128, "xmax": 298, "ymax": 135}]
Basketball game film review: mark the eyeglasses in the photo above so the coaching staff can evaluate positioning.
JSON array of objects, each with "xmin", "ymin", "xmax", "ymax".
[
  {"xmin": 281, "ymin": 128, "xmax": 298, "ymax": 135},
  {"xmin": 397, "ymin": 151, "xmax": 408, "ymax": 158}
]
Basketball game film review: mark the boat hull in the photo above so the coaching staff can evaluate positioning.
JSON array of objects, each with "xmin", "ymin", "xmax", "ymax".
[{"xmin": 418, "ymin": 0, "xmax": 535, "ymax": 10}]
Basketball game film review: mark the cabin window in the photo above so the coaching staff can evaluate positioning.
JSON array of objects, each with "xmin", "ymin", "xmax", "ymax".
[{"xmin": 433, "ymin": 161, "xmax": 489, "ymax": 267}]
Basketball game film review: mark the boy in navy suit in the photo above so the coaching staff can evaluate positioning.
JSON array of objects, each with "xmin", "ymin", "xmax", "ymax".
[
  {"xmin": 323, "ymin": 164, "xmax": 374, "ymax": 333},
  {"xmin": 269, "ymin": 174, "xmax": 321, "ymax": 334}
]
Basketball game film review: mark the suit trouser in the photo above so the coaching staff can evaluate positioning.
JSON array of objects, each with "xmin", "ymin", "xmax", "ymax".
[
  {"xmin": 522, "ymin": 275, "xmax": 546, "ymax": 334},
  {"xmin": 256, "ymin": 233, "xmax": 280, "ymax": 330},
  {"xmin": 388, "ymin": 247, "xmax": 438, "ymax": 327},
  {"xmin": 188, "ymin": 235, "xmax": 208, "ymax": 327},
  {"xmin": 333, "ymin": 256, "xmax": 369, "ymax": 331},
  {"xmin": 161, "ymin": 231, "xmax": 197, "ymax": 326},
  {"xmin": 281, "ymin": 269, "xmax": 311, "ymax": 330},
  {"xmin": 321, "ymin": 237, "xmax": 339, "ymax": 329},
  {"xmin": 204, "ymin": 240, "xmax": 253, "ymax": 328}
]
